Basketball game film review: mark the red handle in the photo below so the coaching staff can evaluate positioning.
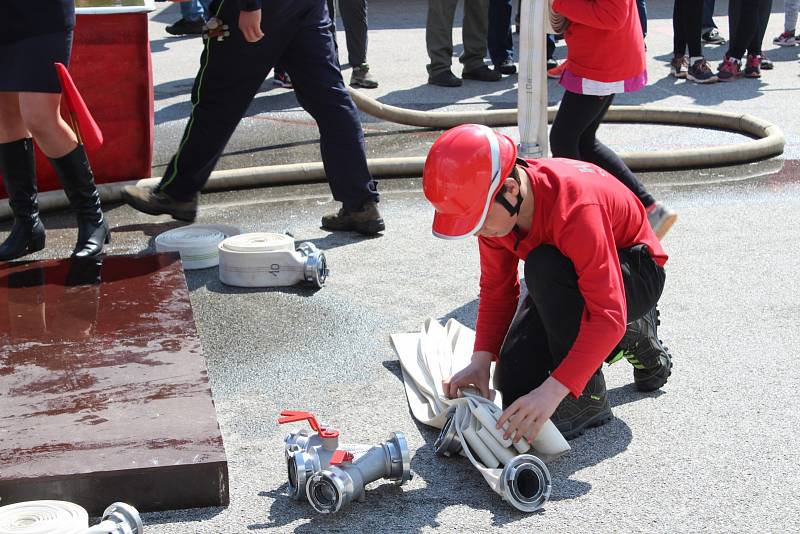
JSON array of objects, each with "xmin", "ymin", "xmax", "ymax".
[
  {"xmin": 329, "ymin": 450, "xmax": 354, "ymax": 465},
  {"xmin": 278, "ymin": 410, "xmax": 339, "ymax": 438}
]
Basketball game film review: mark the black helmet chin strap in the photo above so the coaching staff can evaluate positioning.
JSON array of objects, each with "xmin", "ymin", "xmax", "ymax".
[{"xmin": 494, "ymin": 191, "xmax": 523, "ymax": 216}]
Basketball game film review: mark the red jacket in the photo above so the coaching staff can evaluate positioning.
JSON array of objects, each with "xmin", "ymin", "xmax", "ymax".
[
  {"xmin": 473, "ymin": 158, "xmax": 667, "ymax": 397},
  {"xmin": 552, "ymin": 0, "xmax": 645, "ymax": 82}
]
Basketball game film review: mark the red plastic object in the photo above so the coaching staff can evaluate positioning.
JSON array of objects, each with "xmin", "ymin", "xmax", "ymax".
[
  {"xmin": 0, "ymin": 12, "xmax": 154, "ymax": 199},
  {"xmin": 329, "ymin": 450, "xmax": 354, "ymax": 465},
  {"xmin": 278, "ymin": 410, "xmax": 340, "ymax": 439},
  {"xmin": 55, "ymin": 63, "xmax": 103, "ymax": 152}
]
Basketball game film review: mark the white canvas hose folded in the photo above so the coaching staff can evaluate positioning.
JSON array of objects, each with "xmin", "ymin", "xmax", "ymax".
[
  {"xmin": 154, "ymin": 223, "xmax": 241, "ymax": 270},
  {"xmin": 391, "ymin": 318, "xmax": 570, "ymax": 512},
  {"xmin": 218, "ymin": 232, "xmax": 328, "ymax": 288},
  {"xmin": 0, "ymin": 501, "xmax": 142, "ymax": 534}
]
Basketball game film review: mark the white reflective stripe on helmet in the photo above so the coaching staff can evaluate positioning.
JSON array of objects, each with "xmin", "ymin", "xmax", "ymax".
[{"xmin": 431, "ymin": 125, "xmax": 503, "ymax": 240}]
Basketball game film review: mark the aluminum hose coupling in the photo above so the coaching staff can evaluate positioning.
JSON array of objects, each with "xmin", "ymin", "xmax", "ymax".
[
  {"xmin": 278, "ymin": 410, "xmax": 413, "ymax": 513},
  {"xmin": 218, "ymin": 233, "xmax": 329, "ymax": 289},
  {"xmin": 0, "ymin": 500, "xmax": 142, "ymax": 534},
  {"xmin": 306, "ymin": 432, "xmax": 412, "ymax": 514}
]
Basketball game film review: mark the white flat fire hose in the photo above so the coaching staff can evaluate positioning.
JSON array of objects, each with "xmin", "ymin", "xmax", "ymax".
[
  {"xmin": 154, "ymin": 223, "xmax": 241, "ymax": 270},
  {"xmin": 218, "ymin": 232, "xmax": 328, "ymax": 288},
  {"xmin": 391, "ymin": 318, "xmax": 570, "ymax": 512},
  {"xmin": 0, "ymin": 501, "xmax": 142, "ymax": 534}
]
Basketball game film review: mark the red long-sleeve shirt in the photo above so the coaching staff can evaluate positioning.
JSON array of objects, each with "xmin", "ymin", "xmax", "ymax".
[
  {"xmin": 552, "ymin": 0, "xmax": 645, "ymax": 83},
  {"xmin": 473, "ymin": 158, "xmax": 668, "ymax": 397}
]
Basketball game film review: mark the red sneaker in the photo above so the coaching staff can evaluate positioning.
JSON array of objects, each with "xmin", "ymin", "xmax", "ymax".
[
  {"xmin": 744, "ymin": 54, "xmax": 761, "ymax": 78},
  {"xmin": 717, "ymin": 56, "xmax": 741, "ymax": 82}
]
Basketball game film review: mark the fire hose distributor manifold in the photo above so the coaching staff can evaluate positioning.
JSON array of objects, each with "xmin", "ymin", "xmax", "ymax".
[
  {"xmin": 279, "ymin": 410, "xmax": 412, "ymax": 514},
  {"xmin": 218, "ymin": 233, "xmax": 328, "ymax": 288},
  {"xmin": 0, "ymin": 501, "xmax": 142, "ymax": 534}
]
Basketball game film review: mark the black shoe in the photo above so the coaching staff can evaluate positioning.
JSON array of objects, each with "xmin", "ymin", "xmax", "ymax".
[
  {"xmin": 321, "ymin": 200, "xmax": 385, "ymax": 235},
  {"xmin": 462, "ymin": 65, "xmax": 503, "ymax": 82},
  {"xmin": 428, "ymin": 70, "xmax": 462, "ymax": 87},
  {"xmin": 552, "ymin": 369, "xmax": 613, "ymax": 440},
  {"xmin": 610, "ymin": 305, "xmax": 673, "ymax": 391},
  {"xmin": 49, "ymin": 145, "xmax": 110, "ymax": 257},
  {"xmin": 546, "ymin": 58, "xmax": 558, "ymax": 70},
  {"xmin": 494, "ymin": 59, "xmax": 517, "ymax": 75},
  {"xmin": 121, "ymin": 185, "xmax": 198, "ymax": 222},
  {"xmin": 0, "ymin": 138, "xmax": 46, "ymax": 261},
  {"xmin": 166, "ymin": 17, "xmax": 204, "ymax": 36},
  {"xmin": 701, "ymin": 28, "xmax": 726, "ymax": 44}
]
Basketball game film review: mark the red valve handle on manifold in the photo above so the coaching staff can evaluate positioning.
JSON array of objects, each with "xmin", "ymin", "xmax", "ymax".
[
  {"xmin": 329, "ymin": 450, "xmax": 354, "ymax": 465},
  {"xmin": 278, "ymin": 410, "xmax": 340, "ymax": 439}
]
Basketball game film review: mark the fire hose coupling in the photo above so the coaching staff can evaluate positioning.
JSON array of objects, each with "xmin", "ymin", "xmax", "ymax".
[
  {"xmin": 218, "ymin": 233, "xmax": 329, "ymax": 288},
  {"xmin": 0, "ymin": 501, "xmax": 142, "ymax": 534},
  {"xmin": 278, "ymin": 411, "xmax": 412, "ymax": 513},
  {"xmin": 306, "ymin": 432, "xmax": 412, "ymax": 514}
]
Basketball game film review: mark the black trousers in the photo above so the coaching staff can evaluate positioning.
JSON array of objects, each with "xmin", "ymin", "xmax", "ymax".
[
  {"xmin": 495, "ymin": 244, "xmax": 666, "ymax": 406},
  {"xmin": 727, "ymin": 0, "xmax": 772, "ymax": 58},
  {"xmin": 327, "ymin": 0, "xmax": 370, "ymax": 68},
  {"xmin": 158, "ymin": 0, "xmax": 378, "ymax": 211},
  {"xmin": 673, "ymin": 0, "xmax": 703, "ymax": 57},
  {"xmin": 550, "ymin": 91, "xmax": 656, "ymax": 209}
]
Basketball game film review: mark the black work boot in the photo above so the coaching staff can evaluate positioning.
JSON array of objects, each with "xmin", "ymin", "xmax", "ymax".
[
  {"xmin": 49, "ymin": 145, "xmax": 109, "ymax": 257},
  {"xmin": 321, "ymin": 200, "xmax": 385, "ymax": 235},
  {"xmin": 608, "ymin": 305, "xmax": 673, "ymax": 391},
  {"xmin": 121, "ymin": 185, "xmax": 198, "ymax": 222},
  {"xmin": 350, "ymin": 64, "xmax": 379, "ymax": 89},
  {"xmin": 0, "ymin": 138, "xmax": 46, "ymax": 261},
  {"xmin": 552, "ymin": 369, "xmax": 613, "ymax": 440}
]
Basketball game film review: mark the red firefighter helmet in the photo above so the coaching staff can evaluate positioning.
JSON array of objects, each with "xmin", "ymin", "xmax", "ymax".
[{"xmin": 423, "ymin": 124, "xmax": 517, "ymax": 239}]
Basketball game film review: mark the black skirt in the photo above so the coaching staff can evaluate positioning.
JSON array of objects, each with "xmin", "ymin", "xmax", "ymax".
[{"xmin": 0, "ymin": 0, "xmax": 75, "ymax": 93}]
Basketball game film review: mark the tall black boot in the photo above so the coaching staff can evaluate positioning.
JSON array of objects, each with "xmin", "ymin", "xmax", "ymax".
[
  {"xmin": 0, "ymin": 138, "xmax": 46, "ymax": 261},
  {"xmin": 48, "ymin": 145, "xmax": 109, "ymax": 257}
]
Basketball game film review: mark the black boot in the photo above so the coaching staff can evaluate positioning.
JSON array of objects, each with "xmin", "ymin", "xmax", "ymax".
[
  {"xmin": 551, "ymin": 369, "xmax": 614, "ymax": 440},
  {"xmin": 48, "ymin": 145, "xmax": 109, "ymax": 257},
  {"xmin": 608, "ymin": 305, "xmax": 673, "ymax": 391},
  {"xmin": 0, "ymin": 138, "xmax": 46, "ymax": 261}
]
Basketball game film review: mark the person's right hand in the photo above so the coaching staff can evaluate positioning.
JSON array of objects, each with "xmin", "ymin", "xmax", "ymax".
[
  {"xmin": 442, "ymin": 351, "xmax": 493, "ymax": 400},
  {"xmin": 239, "ymin": 9, "xmax": 264, "ymax": 42}
]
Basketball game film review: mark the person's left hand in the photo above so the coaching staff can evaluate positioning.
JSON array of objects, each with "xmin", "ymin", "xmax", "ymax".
[{"xmin": 496, "ymin": 376, "xmax": 569, "ymax": 443}]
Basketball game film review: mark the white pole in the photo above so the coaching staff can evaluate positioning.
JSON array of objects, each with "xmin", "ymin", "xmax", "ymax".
[{"xmin": 517, "ymin": 0, "xmax": 550, "ymax": 158}]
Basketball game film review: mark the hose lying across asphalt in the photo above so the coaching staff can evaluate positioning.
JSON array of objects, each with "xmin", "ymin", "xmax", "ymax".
[{"xmin": 0, "ymin": 88, "xmax": 785, "ymax": 220}]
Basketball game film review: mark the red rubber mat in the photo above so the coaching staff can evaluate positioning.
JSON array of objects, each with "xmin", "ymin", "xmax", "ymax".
[{"xmin": 0, "ymin": 254, "xmax": 228, "ymax": 514}]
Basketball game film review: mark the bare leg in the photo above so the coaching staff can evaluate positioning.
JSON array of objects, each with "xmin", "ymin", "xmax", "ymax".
[
  {"xmin": 0, "ymin": 93, "xmax": 29, "ymax": 143},
  {"xmin": 18, "ymin": 92, "xmax": 77, "ymax": 158}
]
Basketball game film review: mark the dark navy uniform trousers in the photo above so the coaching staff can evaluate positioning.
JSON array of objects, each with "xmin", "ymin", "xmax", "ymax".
[{"xmin": 158, "ymin": 0, "xmax": 379, "ymax": 211}]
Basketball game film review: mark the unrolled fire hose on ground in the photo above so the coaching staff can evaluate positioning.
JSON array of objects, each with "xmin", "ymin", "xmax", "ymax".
[
  {"xmin": 0, "ymin": 501, "xmax": 142, "ymax": 534},
  {"xmin": 1, "ymin": 89, "xmax": 784, "ymax": 221},
  {"xmin": 391, "ymin": 318, "xmax": 571, "ymax": 512},
  {"xmin": 278, "ymin": 410, "xmax": 412, "ymax": 514}
]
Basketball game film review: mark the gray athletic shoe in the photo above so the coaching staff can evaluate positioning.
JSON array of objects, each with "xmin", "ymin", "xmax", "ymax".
[
  {"xmin": 350, "ymin": 64, "xmax": 379, "ymax": 89},
  {"xmin": 647, "ymin": 201, "xmax": 677, "ymax": 239}
]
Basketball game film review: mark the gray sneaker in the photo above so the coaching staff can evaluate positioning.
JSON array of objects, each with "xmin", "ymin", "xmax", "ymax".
[
  {"xmin": 321, "ymin": 200, "xmax": 385, "ymax": 235},
  {"xmin": 121, "ymin": 185, "xmax": 198, "ymax": 222},
  {"xmin": 350, "ymin": 64, "xmax": 379, "ymax": 89},
  {"xmin": 647, "ymin": 201, "xmax": 677, "ymax": 239}
]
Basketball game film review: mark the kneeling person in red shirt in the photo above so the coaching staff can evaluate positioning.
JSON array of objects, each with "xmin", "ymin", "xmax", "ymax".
[{"xmin": 423, "ymin": 124, "xmax": 672, "ymax": 442}]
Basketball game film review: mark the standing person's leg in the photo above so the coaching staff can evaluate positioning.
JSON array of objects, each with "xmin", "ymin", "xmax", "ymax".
[
  {"xmin": 123, "ymin": 2, "xmax": 280, "ymax": 221},
  {"xmin": 774, "ymin": 0, "xmax": 800, "ymax": 45},
  {"xmin": 671, "ymin": 0, "xmax": 689, "ymax": 78},
  {"xmin": 168, "ymin": 0, "xmax": 206, "ymax": 35},
  {"xmin": 340, "ymin": 0, "xmax": 378, "ymax": 88},
  {"xmin": 426, "ymin": 0, "xmax": 461, "ymax": 85},
  {"xmin": 720, "ymin": 0, "xmax": 760, "ymax": 80},
  {"xmin": 282, "ymin": 2, "xmax": 382, "ymax": 234},
  {"xmin": 462, "ymin": 0, "xmax": 502, "ymax": 81},
  {"xmin": 488, "ymin": 0, "xmax": 515, "ymax": 72},
  {"xmin": 0, "ymin": 93, "xmax": 45, "ymax": 261},
  {"xmin": 551, "ymin": 91, "xmax": 656, "ymax": 209},
  {"xmin": 681, "ymin": 0, "xmax": 717, "ymax": 82},
  {"xmin": 702, "ymin": 0, "xmax": 725, "ymax": 42}
]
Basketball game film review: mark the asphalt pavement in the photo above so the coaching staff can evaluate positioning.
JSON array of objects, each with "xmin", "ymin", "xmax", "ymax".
[{"xmin": 4, "ymin": 0, "xmax": 800, "ymax": 531}]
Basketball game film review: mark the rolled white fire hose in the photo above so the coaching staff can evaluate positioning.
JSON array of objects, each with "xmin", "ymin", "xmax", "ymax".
[
  {"xmin": 0, "ymin": 501, "xmax": 142, "ymax": 534},
  {"xmin": 218, "ymin": 232, "xmax": 328, "ymax": 288},
  {"xmin": 154, "ymin": 223, "xmax": 241, "ymax": 270},
  {"xmin": 391, "ymin": 318, "xmax": 570, "ymax": 511}
]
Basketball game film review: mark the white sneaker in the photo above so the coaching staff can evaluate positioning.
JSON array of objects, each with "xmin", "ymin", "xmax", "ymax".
[
  {"xmin": 647, "ymin": 202, "xmax": 677, "ymax": 240},
  {"xmin": 773, "ymin": 31, "xmax": 798, "ymax": 46}
]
